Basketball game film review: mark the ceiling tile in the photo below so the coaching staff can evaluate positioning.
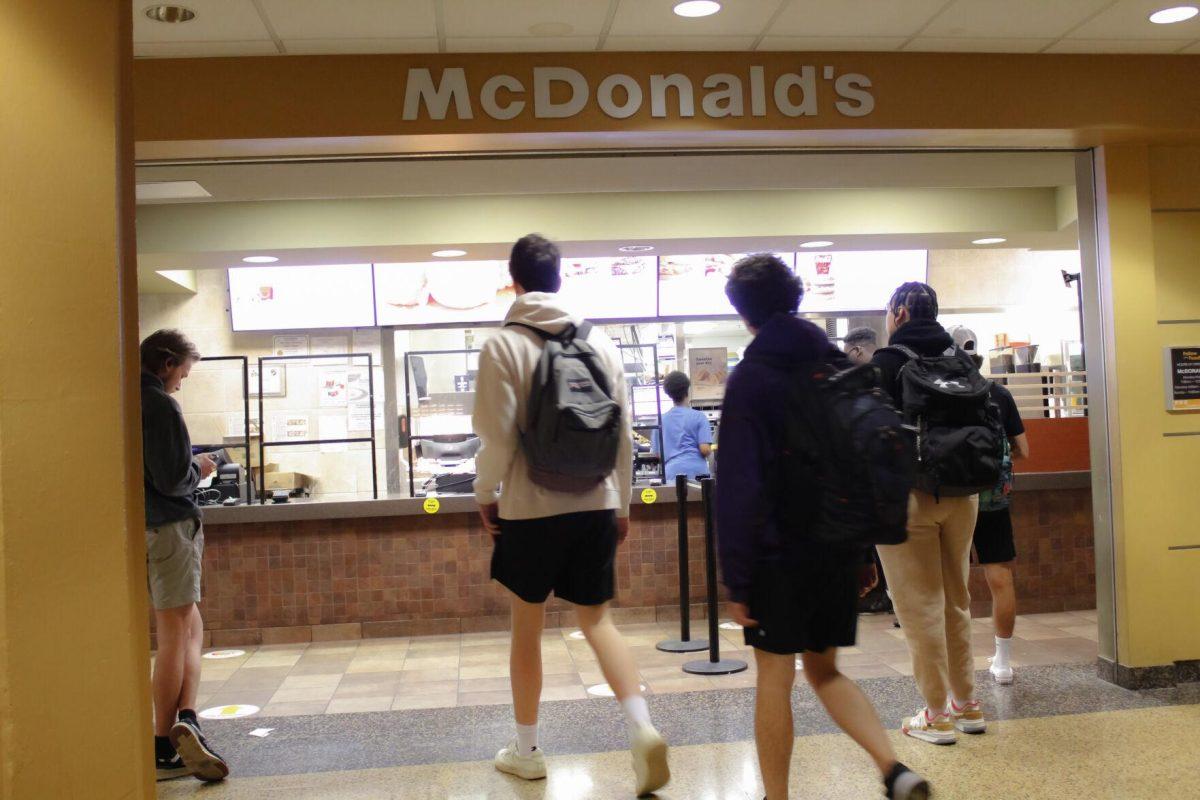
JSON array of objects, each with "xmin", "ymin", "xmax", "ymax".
[
  {"xmin": 770, "ymin": 0, "xmax": 946, "ymax": 38},
  {"xmin": 443, "ymin": 0, "xmax": 611, "ymax": 38},
  {"xmin": 284, "ymin": 38, "xmax": 441, "ymax": 55},
  {"xmin": 1183, "ymin": 40, "xmax": 1200, "ymax": 53},
  {"xmin": 1045, "ymin": 37, "xmax": 1195, "ymax": 53},
  {"xmin": 134, "ymin": 40, "xmax": 281, "ymax": 58},
  {"xmin": 924, "ymin": 0, "xmax": 1112, "ymax": 39},
  {"xmin": 609, "ymin": 0, "xmax": 780, "ymax": 37},
  {"xmin": 904, "ymin": 37, "xmax": 1055, "ymax": 53},
  {"xmin": 133, "ymin": 0, "xmax": 271, "ymax": 42},
  {"xmin": 259, "ymin": 0, "xmax": 437, "ymax": 39},
  {"xmin": 446, "ymin": 36, "xmax": 602, "ymax": 53},
  {"xmin": 757, "ymin": 36, "xmax": 908, "ymax": 52},
  {"xmin": 603, "ymin": 35, "xmax": 760, "ymax": 51},
  {"xmin": 1069, "ymin": 0, "xmax": 1200, "ymax": 40}
]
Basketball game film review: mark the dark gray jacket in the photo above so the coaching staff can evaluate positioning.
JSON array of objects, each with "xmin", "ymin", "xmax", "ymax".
[{"xmin": 141, "ymin": 371, "xmax": 201, "ymax": 528}]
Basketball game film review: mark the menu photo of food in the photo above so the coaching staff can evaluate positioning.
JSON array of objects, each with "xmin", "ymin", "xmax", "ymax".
[
  {"xmin": 374, "ymin": 260, "xmax": 513, "ymax": 326},
  {"xmin": 795, "ymin": 250, "xmax": 928, "ymax": 313},
  {"xmin": 228, "ymin": 263, "xmax": 376, "ymax": 332},
  {"xmin": 658, "ymin": 252, "xmax": 795, "ymax": 318},
  {"xmin": 557, "ymin": 256, "xmax": 657, "ymax": 321}
]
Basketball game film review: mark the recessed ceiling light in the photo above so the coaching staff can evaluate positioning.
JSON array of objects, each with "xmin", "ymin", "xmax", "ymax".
[
  {"xmin": 619, "ymin": 245, "xmax": 655, "ymax": 253},
  {"xmin": 1149, "ymin": 6, "xmax": 1199, "ymax": 24},
  {"xmin": 144, "ymin": 5, "xmax": 196, "ymax": 23},
  {"xmin": 242, "ymin": 255, "xmax": 279, "ymax": 263},
  {"xmin": 432, "ymin": 249, "xmax": 467, "ymax": 258},
  {"xmin": 972, "ymin": 237, "xmax": 1007, "ymax": 245},
  {"xmin": 528, "ymin": 21, "xmax": 574, "ymax": 36},
  {"xmin": 673, "ymin": 1, "xmax": 721, "ymax": 18},
  {"xmin": 799, "ymin": 240, "xmax": 834, "ymax": 248}
]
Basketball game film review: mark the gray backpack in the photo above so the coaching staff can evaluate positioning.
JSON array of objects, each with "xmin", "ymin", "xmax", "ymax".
[{"xmin": 507, "ymin": 321, "xmax": 622, "ymax": 493}]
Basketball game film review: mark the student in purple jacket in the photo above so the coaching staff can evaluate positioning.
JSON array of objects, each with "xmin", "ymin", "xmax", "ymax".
[{"xmin": 715, "ymin": 255, "xmax": 929, "ymax": 800}]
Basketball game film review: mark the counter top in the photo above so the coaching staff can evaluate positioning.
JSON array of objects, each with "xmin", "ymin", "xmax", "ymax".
[{"xmin": 200, "ymin": 471, "xmax": 1091, "ymax": 526}]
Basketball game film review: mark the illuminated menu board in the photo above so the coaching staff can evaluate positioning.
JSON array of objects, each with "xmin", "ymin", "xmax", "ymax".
[
  {"xmin": 657, "ymin": 252, "xmax": 796, "ymax": 318},
  {"xmin": 228, "ymin": 264, "xmax": 376, "ymax": 332},
  {"xmin": 374, "ymin": 260, "xmax": 512, "ymax": 327},
  {"xmin": 375, "ymin": 256, "xmax": 657, "ymax": 327},
  {"xmin": 558, "ymin": 256, "xmax": 657, "ymax": 321},
  {"xmin": 795, "ymin": 250, "xmax": 928, "ymax": 314}
]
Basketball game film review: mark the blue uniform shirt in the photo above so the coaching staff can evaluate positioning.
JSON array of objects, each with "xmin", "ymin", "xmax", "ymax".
[{"xmin": 654, "ymin": 405, "xmax": 713, "ymax": 482}]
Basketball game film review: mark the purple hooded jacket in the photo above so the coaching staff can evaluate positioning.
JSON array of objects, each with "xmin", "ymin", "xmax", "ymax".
[{"xmin": 715, "ymin": 313, "xmax": 844, "ymax": 603}]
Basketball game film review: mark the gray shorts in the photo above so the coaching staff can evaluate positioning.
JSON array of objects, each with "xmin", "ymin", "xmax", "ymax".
[{"xmin": 146, "ymin": 518, "xmax": 203, "ymax": 610}]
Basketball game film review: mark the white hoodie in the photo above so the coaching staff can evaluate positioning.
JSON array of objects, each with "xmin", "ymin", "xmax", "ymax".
[{"xmin": 472, "ymin": 292, "xmax": 633, "ymax": 521}]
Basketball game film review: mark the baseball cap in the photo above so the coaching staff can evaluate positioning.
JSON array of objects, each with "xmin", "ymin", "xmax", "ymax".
[{"xmin": 948, "ymin": 325, "xmax": 978, "ymax": 355}]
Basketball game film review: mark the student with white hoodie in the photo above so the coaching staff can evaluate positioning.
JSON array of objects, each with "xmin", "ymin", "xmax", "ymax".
[{"xmin": 473, "ymin": 234, "xmax": 670, "ymax": 797}]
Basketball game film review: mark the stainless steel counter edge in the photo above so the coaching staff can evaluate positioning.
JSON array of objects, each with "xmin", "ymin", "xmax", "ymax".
[{"xmin": 201, "ymin": 471, "xmax": 1091, "ymax": 526}]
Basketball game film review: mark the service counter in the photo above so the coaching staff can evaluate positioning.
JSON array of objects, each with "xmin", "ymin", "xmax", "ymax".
[{"xmin": 182, "ymin": 469, "xmax": 1096, "ymax": 648}]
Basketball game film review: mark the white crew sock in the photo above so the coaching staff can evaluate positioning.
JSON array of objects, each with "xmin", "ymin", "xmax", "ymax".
[
  {"xmin": 515, "ymin": 722, "xmax": 539, "ymax": 756},
  {"xmin": 993, "ymin": 636, "xmax": 1012, "ymax": 667},
  {"xmin": 620, "ymin": 694, "xmax": 652, "ymax": 737}
]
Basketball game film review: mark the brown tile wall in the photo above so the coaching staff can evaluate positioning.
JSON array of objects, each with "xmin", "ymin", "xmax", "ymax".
[
  {"xmin": 159, "ymin": 488, "xmax": 1094, "ymax": 645},
  {"xmin": 968, "ymin": 488, "xmax": 1096, "ymax": 616}
]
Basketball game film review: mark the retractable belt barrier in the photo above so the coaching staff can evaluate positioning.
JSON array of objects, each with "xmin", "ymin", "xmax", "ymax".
[
  {"xmin": 683, "ymin": 476, "xmax": 748, "ymax": 676},
  {"xmin": 656, "ymin": 475, "xmax": 709, "ymax": 654}
]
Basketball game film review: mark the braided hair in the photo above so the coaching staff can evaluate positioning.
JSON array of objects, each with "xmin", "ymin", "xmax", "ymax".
[{"xmin": 887, "ymin": 281, "xmax": 939, "ymax": 321}]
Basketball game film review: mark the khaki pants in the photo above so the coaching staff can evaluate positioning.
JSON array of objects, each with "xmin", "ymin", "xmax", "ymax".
[{"xmin": 877, "ymin": 491, "xmax": 978, "ymax": 712}]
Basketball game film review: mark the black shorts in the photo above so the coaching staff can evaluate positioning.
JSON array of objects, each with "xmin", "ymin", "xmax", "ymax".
[
  {"xmin": 973, "ymin": 509, "xmax": 1016, "ymax": 564},
  {"xmin": 743, "ymin": 545, "xmax": 861, "ymax": 655},
  {"xmin": 491, "ymin": 510, "xmax": 618, "ymax": 606}
]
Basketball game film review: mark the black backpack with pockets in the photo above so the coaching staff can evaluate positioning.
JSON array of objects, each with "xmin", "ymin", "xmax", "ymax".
[
  {"xmin": 881, "ymin": 343, "xmax": 1004, "ymax": 497},
  {"xmin": 507, "ymin": 321, "xmax": 623, "ymax": 493},
  {"xmin": 776, "ymin": 357, "xmax": 915, "ymax": 547}
]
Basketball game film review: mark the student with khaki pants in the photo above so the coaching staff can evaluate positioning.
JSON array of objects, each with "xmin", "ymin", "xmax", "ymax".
[
  {"xmin": 876, "ymin": 492, "xmax": 980, "ymax": 744},
  {"xmin": 871, "ymin": 282, "xmax": 989, "ymax": 745}
]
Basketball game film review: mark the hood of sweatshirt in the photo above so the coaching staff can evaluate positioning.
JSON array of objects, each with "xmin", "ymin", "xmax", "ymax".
[
  {"xmin": 743, "ymin": 312, "xmax": 840, "ymax": 366},
  {"xmin": 887, "ymin": 317, "xmax": 955, "ymax": 357},
  {"xmin": 502, "ymin": 291, "xmax": 577, "ymax": 336}
]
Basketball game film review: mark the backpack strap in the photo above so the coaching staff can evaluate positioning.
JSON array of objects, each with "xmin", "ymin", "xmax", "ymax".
[
  {"xmin": 881, "ymin": 343, "xmax": 921, "ymax": 362},
  {"xmin": 506, "ymin": 320, "xmax": 591, "ymax": 344}
]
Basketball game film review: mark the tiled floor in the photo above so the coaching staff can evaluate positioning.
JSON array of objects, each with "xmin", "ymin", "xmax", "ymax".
[{"xmin": 187, "ymin": 610, "xmax": 1099, "ymax": 719}]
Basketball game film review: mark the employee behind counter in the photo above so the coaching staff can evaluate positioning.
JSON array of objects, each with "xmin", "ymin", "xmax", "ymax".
[{"xmin": 653, "ymin": 371, "xmax": 714, "ymax": 483}]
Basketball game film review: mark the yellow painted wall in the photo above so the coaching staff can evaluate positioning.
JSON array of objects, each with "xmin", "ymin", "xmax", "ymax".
[
  {"xmin": 0, "ymin": 1, "xmax": 153, "ymax": 797},
  {"xmin": 1098, "ymin": 145, "xmax": 1200, "ymax": 668}
]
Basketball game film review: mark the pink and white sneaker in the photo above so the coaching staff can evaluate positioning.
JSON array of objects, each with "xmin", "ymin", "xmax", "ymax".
[
  {"xmin": 947, "ymin": 698, "xmax": 987, "ymax": 734},
  {"xmin": 901, "ymin": 707, "xmax": 957, "ymax": 745}
]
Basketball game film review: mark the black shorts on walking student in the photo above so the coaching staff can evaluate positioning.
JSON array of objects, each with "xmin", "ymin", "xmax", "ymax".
[
  {"xmin": 491, "ymin": 509, "xmax": 618, "ymax": 605},
  {"xmin": 743, "ymin": 544, "xmax": 862, "ymax": 655}
]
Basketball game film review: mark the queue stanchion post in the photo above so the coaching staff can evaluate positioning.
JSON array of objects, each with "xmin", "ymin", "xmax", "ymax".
[
  {"xmin": 657, "ymin": 475, "xmax": 709, "ymax": 653},
  {"xmin": 683, "ymin": 476, "xmax": 747, "ymax": 676}
]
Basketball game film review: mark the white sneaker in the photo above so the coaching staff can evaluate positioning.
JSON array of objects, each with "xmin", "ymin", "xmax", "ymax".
[
  {"xmin": 947, "ymin": 698, "xmax": 988, "ymax": 734},
  {"xmin": 494, "ymin": 742, "xmax": 547, "ymax": 780},
  {"xmin": 630, "ymin": 724, "xmax": 670, "ymax": 797},
  {"xmin": 990, "ymin": 657, "xmax": 1014, "ymax": 685},
  {"xmin": 901, "ymin": 707, "xmax": 957, "ymax": 745}
]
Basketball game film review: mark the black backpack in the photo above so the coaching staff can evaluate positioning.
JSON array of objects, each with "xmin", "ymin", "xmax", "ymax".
[
  {"xmin": 507, "ymin": 321, "xmax": 623, "ymax": 493},
  {"xmin": 779, "ymin": 359, "xmax": 915, "ymax": 547},
  {"xmin": 882, "ymin": 343, "xmax": 1004, "ymax": 496}
]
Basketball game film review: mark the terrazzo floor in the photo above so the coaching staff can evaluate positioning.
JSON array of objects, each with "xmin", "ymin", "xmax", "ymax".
[{"xmin": 157, "ymin": 701, "xmax": 1200, "ymax": 799}]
